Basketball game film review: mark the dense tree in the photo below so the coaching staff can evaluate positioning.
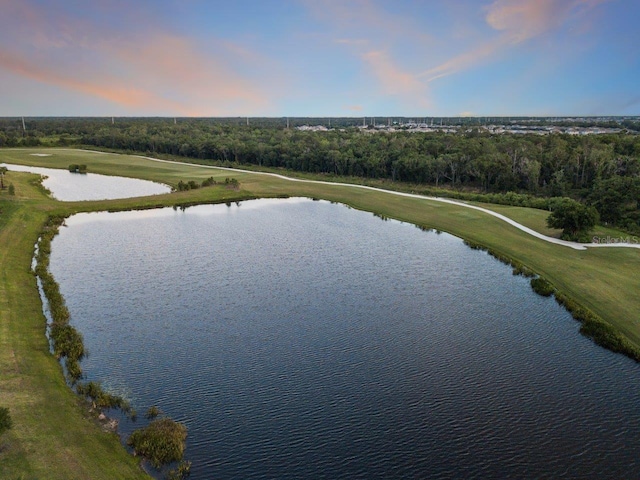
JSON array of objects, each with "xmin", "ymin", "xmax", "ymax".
[
  {"xmin": 589, "ymin": 176, "xmax": 640, "ymax": 225},
  {"xmin": 1, "ymin": 117, "xmax": 639, "ymax": 232},
  {"xmin": 547, "ymin": 199, "xmax": 599, "ymax": 239}
]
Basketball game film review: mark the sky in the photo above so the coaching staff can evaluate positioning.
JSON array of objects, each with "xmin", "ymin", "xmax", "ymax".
[{"xmin": 0, "ymin": 0, "xmax": 638, "ymax": 117}]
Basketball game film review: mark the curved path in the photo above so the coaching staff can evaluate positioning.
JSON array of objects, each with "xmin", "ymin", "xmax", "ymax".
[{"xmin": 80, "ymin": 149, "xmax": 640, "ymax": 251}]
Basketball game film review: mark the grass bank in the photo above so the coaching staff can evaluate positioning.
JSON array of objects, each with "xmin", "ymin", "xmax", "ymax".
[
  {"xmin": 0, "ymin": 172, "xmax": 148, "ymax": 479},
  {"xmin": 1, "ymin": 147, "xmax": 639, "ymax": 477}
]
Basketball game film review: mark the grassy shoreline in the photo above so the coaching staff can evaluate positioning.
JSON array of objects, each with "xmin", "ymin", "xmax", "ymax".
[
  {"xmin": 0, "ymin": 172, "xmax": 149, "ymax": 479},
  {"xmin": 1, "ymin": 147, "xmax": 639, "ymax": 477}
]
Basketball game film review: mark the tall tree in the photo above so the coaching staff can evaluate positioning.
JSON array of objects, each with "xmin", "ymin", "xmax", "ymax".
[{"xmin": 547, "ymin": 199, "xmax": 599, "ymax": 240}]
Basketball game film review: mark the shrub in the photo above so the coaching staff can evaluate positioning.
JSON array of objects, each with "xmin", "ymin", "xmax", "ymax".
[
  {"xmin": 8, "ymin": 183, "xmax": 15, "ymax": 195},
  {"xmin": 463, "ymin": 240, "xmax": 534, "ymax": 277},
  {"xmin": 554, "ymin": 291, "xmax": 640, "ymax": 362},
  {"xmin": 127, "ymin": 418, "xmax": 188, "ymax": 469},
  {"xmin": 167, "ymin": 460, "xmax": 192, "ymax": 480},
  {"xmin": 50, "ymin": 323, "xmax": 85, "ymax": 360},
  {"xmin": 65, "ymin": 357, "xmax": 83, "ymax": 383},
  {"xmin": 224, "ymin": 177, "xmax": 240, "ymax": 189},
  {"xmin": 530, "ymin": 277, "xmax": 554, "ymax": 297},
  {"xmin": 580, "ymin": 318, "xmax": 640, "ymax": 360},
  {"xmin": 68, "ymin": 164, "xmax": 87, "ymax": 173},
  {"xmin": 146, "ymin": 405, "xmax": 161, "ymax": 419},
  {"xmin": 76, "ymin": 381, "xmax": 130, "ymax": 411},
  {"xmin": 512, "ymin": 264, "xmax": 535, "ymax": 277},
  {"xmin": 35, "ymin": 214, "xmax": 88, "ymax": 382},
  {"xmin": 0, "ymin": 407, "xmax": 12, "ymax": 436}
]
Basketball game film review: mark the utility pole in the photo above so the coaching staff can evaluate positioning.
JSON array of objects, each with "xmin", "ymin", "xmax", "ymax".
[
  {"xmin": 246, "ymin": 117, "xmax": 249, "ymax": 126},
  {"xmin": 111, "ymin": 116, "xmax": 114, "ymax": 125}
]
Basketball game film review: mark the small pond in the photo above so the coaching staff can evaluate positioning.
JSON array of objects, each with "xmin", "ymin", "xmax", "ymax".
[
  {"xmin": 48, "ymin": 198, "xmax": 640, "ymax": 479},
  {"xmin": 1, "ymin": 162, "xmax": 170, "ymax": 200}
]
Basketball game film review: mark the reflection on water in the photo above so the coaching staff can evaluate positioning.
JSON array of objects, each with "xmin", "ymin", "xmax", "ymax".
[
  {"xmin": 1, "ymin": 163, "xmax": 170, "ymax": 200},
  {"xmin": 49, "ymin": 198, "xmax": 640, "ymax": 479}
]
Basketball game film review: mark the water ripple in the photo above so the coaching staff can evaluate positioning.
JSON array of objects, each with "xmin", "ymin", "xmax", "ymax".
[{"xmin": 48, "ymin": 198, "xmax": 640, "ymax": 479}]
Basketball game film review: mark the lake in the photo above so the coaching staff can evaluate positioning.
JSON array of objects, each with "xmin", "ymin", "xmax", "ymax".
[
  {"xmin": 49, "ymin": 198, "xmax": 640, "ymax": 479},
  {"xmin": 1, "ymin": 162, "xmax": 170, "ymax": 200}
]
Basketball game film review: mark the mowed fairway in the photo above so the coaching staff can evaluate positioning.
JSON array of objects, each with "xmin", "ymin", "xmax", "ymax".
[{"xmin": 1, "ymin": 147, "xmax": 639, "ymax": 478}]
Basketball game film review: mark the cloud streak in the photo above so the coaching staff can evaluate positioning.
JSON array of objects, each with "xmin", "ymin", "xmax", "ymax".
[
  {"xmin": 0, "ymin": 48, "xmax": 187, "ymax": 110},
  {"xmin": 0, "ymin": 0, "xmax": 632, "ymax": 116},
  {"xmin": 306, "ymin": 1, "xmax": 433, "ymax": 108},
  {"xmin": 419, "ymin": 0, "xmax": 608, "ymax": 83},
  {"xmin": 484, "ymin": 0, "xmax": 605, "ymax": 42},
  {"xmin": 361, "ymin": 50, "xmax": 427, "ymax": 99},
  {"xmin": 304, "ymin": 0, "xmax": 606, "ymax": 110},
  {"xmin": 0, "ymin": 1, "xmax": 274, "ymax": 115}
]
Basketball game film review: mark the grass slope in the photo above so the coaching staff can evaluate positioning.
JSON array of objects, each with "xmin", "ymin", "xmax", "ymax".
[
  {"xmin": 1, "ymin": 147, "xmax": 639, "ymax": 477},
  {"xmin": 0, "ymin": 172, "xmax": 147, "ymax": 479}
]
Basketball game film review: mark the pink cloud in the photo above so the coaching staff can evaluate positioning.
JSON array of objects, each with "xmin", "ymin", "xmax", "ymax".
[
  {"xmin": 0, "ymin": 48, "xmax": 193, "ymax": 114},
  {"xmin": 109, "ymin": 34, "xmax": 269, "ymax": 112},
  {"xmin": 362, "ymin": 50, "xmax": 424, "ymax": 96},
  {"xmin": 304, "ymin": 0, "xmax": 433, "ymax": 106},
  {"xmin": 0, "ymin": 1, "xmax": 274, "ymax": 115},
  {"xmin": 485, "ymin": 0, "xmax": 611, "ymax": 42},
  {"xmin": 486, "ymin": 0, "xmax": 572, "ymax": 42},
  {"xmin": 420, "ymin": 0, "xmax": 608, "ymax": 83}
]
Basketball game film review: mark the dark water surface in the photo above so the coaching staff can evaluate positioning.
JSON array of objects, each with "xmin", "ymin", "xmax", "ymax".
[{"xmin": 49, "ymin": 198, "xmax": 640, "ymax": 479}]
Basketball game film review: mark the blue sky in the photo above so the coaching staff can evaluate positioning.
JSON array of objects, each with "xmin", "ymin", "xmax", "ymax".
[{"xmin": 0, "ymin": 0, "xmax": 638, "ymax": 117}]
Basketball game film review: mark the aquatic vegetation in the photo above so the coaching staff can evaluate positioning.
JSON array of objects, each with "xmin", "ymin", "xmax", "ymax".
[
  {"xmin": 35, "ymin": 215, "xmax": 85, "ymax": 383},
  {"xmin": 75, "ymin": 381, "xmax": 131, "ymax": 413},
  {"xmin": 145, "ymin": 406, "xmax": 161, "ymax": 419},
  {"xmin": 530, "ymin": 277, "xmax": 554, "ymax": 297},
  {"xmin": 127, "ymin": 417, "xmax": 188, "ymax": 469}
]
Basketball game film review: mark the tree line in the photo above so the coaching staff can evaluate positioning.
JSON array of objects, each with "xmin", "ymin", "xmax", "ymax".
[{"xmin": 1, "ymin": 117, "xmax": 639, "ymax": 232}]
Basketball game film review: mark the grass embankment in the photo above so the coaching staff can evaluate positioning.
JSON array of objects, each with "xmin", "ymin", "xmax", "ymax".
[
  {"xmin": 0, "ymin": 172, "xmax": 148, "ymax": 479},
  {"xmin": 1, "ymin": 147, "xmax": 639, "ymax": 477}
]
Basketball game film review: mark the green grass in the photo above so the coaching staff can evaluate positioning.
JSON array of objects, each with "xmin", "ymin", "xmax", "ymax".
[
  {"xmin": 474, "ymin": 202, "xmax": 633, "ymax": 240},
  {"xmin": 1, "ymin": 147, "xmax": 640, "ymax": 477},
  {"xmin": 0, "ymin": 172, "xmax": 148, "ymax": 479}
]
